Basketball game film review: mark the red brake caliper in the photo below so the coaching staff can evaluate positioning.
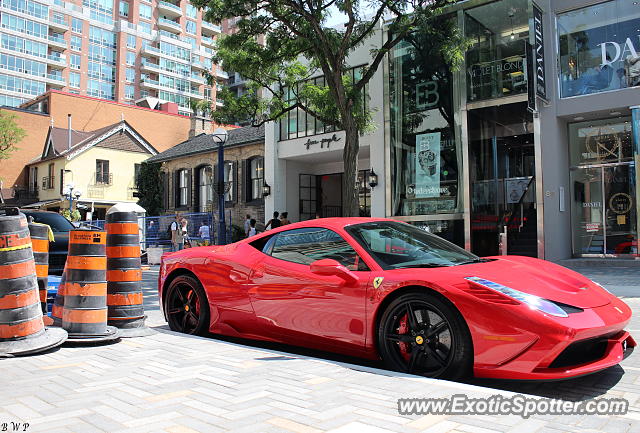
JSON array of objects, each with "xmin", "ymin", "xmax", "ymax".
[{"xmin": 398, "ymin": 313, "xmax": 411, "ymax": 361}]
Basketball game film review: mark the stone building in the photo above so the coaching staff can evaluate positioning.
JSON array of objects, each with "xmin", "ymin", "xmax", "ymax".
[{"xmin": 146, "ymin": 123, "xmax": 265, "ymax": 231}]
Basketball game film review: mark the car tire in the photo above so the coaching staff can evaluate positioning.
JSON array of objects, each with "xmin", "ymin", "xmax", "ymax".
[
  {"xmin": 377, "ymin": 291, "xmax": 472, "ymax": 380},
  {"xmin": 165, "ymin": 275, "xmax": 210, "ymax": 336}
]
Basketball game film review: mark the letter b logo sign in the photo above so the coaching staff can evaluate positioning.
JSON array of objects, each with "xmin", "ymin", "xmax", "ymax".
[{"xmin": 416, "ymin": 81, "xmax": 439, "ymax": 109}]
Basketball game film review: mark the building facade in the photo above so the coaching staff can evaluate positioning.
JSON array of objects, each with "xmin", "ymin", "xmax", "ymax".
[
  {"xmin": 265, "ymin": 0, "xmax": 640, "ymax": 261},
  {"xmin": 24, "ymin": 119, "xmax": 157, "ymax": 218},
  {"xmin": 0, "ymin": 0, "xmax": 225, "ymax": 114},
  {"xmin": 146, "ymin": 124, "xmax": 265, "ymax": 231},
  {"xmin": 0, "ymin": 90, "xmax": 202, "ymax": 200}
]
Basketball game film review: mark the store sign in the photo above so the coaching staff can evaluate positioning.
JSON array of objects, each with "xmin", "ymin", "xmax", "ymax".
[
  {"xmin": 414, "ymin": 132, "xmax": 441, "ymax": 198},
  {"xmin": 533, "ymin": 3, "xmax": 547, "ymax": 100},
  {"xmin": 304, "ymin": 134, "xmax": 341, "ymax": 150},
  {"xmin": 415, "ymin": 81, "xmax": 439, "ymax": 109}
]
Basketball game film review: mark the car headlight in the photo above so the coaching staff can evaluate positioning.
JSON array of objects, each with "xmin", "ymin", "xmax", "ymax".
[{"xmin": 465, "ymin": 277, "xmax": 568, "ymax": 318}]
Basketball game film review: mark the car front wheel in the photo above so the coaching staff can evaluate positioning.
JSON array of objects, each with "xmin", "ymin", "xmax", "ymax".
[
  {"xmin": 165, "ymin": 275, "xmax": 210, "ymax": 336},
  {"xmin": 377, "ymin": 292, "xmax": 472, "ymax": 380}
]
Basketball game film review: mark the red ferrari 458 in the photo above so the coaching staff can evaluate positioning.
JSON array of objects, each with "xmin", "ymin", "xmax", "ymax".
[{"xmin": 158, "ymin": 218, "xmax": 635, "ymax": 380}]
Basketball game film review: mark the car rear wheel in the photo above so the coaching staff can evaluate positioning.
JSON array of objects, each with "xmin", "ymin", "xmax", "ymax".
[
  {"xmin": 377, "ymin": 292, "xmax": 472, "ymax": 380},
  {"xmin": 166, "ymin": 275, "xmax": 210, "ymax": 336}
]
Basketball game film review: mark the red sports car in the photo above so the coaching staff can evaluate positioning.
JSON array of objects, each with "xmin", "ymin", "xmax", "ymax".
[{"xmin": 158, "ymin": 218, "xmax": 635, "ymax": 380}]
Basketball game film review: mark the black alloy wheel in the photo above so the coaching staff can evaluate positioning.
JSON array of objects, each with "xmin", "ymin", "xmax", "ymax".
[
  {"xmin": 378, "ymin": 292, "xmax": 472, "ymax": 380},
  {"xmin": 166, "ymin": 275, "xmax": 210, "ymax": 336}
]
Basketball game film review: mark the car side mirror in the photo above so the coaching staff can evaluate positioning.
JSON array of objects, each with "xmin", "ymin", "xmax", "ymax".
[{"xmin": 310, "ymin": 259, "xmax": 359, "ymax": 285}]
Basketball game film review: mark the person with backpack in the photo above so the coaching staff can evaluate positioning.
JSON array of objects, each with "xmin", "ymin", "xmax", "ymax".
[
  {"xmin": 170, "ymin": 214, "xmax": 183, "ymax": 251},
  {"xmin": 265, "ymin": 211, "xmax": 281, "ymax": 230}
]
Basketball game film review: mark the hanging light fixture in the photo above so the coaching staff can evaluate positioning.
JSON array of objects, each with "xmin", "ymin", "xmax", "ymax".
[
  {"xmin": 368, "ymin": 169, "xmax": 378, "ymax": 188},
  {"xmin": 509, "ymin": 10, "xmax": 516, "ymax": 40}
]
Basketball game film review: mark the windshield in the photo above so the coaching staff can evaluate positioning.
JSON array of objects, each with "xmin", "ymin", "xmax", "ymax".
[
  {"xmin": 346, "ymin": 221, "xmax": 480, "ymax": 269},
  {"xmin": 22, "ymin": 211, "xmax": 74, "ymax": 233}
]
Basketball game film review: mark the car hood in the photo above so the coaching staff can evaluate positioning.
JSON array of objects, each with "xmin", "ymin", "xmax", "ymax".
[{"xmin": 396, "ymin": 256, "xmax": 612, "ymax": 309}]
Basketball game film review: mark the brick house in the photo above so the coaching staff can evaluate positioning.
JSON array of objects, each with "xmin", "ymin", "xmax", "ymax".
[{"xmin": 146, "ymin": 123, "xmax": 265, "ymax": 231}]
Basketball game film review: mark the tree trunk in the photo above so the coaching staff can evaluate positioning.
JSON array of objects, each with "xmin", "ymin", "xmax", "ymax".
[{"xmin": 342, "ymin": 117, "xmax": 360, "ymax": 217}]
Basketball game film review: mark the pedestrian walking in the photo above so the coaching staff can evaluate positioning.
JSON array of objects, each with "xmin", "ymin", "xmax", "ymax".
[
  {"xmin": 198, "ymin": 221, "xmax": 210, "ymax": 246},
  {"xmin": 248, "ymin": 219, "xmax": 257, "ymax": 237},
  {"xmin": 244, "ymin": 214, "xmax": 251, "ymax": 237},
  {"xmin": 181, "ymin": 218, "xmax": 190, "ymax": 248},
  {"xmin": 265, "ymin": 211, "xmax": 281, "ymax": 230},
  {"xmin": 170, "ymin": 214, "xmax": 182, "ymax": 252},
  {"xmin": 280, "ymin": 212, "xmax": 291, "ymax": 225}
]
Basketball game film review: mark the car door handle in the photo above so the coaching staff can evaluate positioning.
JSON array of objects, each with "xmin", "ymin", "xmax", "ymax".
[{"xmin": 252, "ymin": 268, "xmax": 264, "ymax": 279}]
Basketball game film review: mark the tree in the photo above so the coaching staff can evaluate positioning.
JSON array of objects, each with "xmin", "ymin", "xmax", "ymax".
[
  {"xmin": 135, "ymin": 162, "xmax": 163, "ymax": 216},
  {"xmin": 193, "ymin": 0, "xmax": 467, "ymax": 216},
  {"xmin": 0, "ymin": 111, "xmax": 26, "ymax": 160}
]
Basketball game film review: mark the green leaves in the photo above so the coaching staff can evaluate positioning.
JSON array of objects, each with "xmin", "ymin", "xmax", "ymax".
[
  {"xmin": 0, "ymin": 111, "xmax": 26, "ymax": 160},
  {"xmin": 135, "ymin": 162, "xmax": 163, "ymax": 216}
]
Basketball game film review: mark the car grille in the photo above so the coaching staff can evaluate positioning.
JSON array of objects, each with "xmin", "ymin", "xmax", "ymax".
[{"xmin": 548, "ymin": 335, "xmax": 611, "ymax": 369}]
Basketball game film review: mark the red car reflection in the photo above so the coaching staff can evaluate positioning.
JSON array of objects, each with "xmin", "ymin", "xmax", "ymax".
[{"xmin": 158, "ymin": 218, "xmax": 635, "ymax": 380}]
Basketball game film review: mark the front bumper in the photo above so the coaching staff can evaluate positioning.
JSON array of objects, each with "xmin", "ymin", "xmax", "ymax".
[{"xmin": 473, "ymin": 300, "xmax": 635, "ymax": 380}]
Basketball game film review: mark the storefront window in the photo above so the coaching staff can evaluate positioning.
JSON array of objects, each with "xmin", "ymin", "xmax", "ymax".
[
  {"xmin": 558, "ymin": 0, "xmax": 640, "ymax": 98},
  {"xmin": 408, "ymin": 220, "xmax": 465, "ymax": 248},
  {"xmin": 389, "ymin": 17, "xmax": 462, "ymax": 218},
  {"xmin": 465, "ymin": 0, "xmax": 529, "ymax": 102},
  {"xmin": 569, "ymin": 117, "xmax": 637, "ymax": 256}
]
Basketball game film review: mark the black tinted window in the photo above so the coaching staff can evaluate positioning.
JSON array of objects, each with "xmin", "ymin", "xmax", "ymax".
[
  {"xmin": 22, "ymin": 212, "xmax": 74, "ymax": 232},
  {"xmin": 270, "ymin": 227, "xmax": 368, "ymax": 271}
]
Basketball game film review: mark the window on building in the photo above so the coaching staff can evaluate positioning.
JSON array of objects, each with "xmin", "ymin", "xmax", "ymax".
[
  {"xmin": 72, "ymin": 17, "xmax": 83, "ymax": 33},
  {"xmin": 269, "ymin": 228, "xmax": 368, "ymax": 270},
  {"xmin": 70, "ymin": 54, "xmax": 81, "ymax": 69},
  {"xmin": 70, "ymin": 35, "xmax": 82, "ymax": 51},
  {"xmin": 29, "ymin": 166, "xmax": 38, "ymax": 192},
  {"xmin": 186, "ymin": 3, "xmax": 196, "ymax": 18},
  {"xmin": 126, "ymin": 34, "xmax": 136, "ymax": 49},
  {"xmin": 558, "ymin": 0, "xmax": 640, "ymax": 97},
  {"xmin": 126, "ymin": 51, "xmax": 135, "ymax": 66},
  {"xmin": 248, "ymin": 157, "xmax": 263, "ymax": 201},
  {"xmin": 125, "ymin": 67, "xmax": 135, "ymax": 82},
  {"xmin": 138, "ymin": 21, "xmax": 151, "ymax": 34},
  {"xmin": 198, "ymin": 165, "xmax": 213, "ymax": 212},
  {"xmin": 69, "ymin": 71, "xmax": 80, "ymax": 88},
  {"xmin": 47, "ymin": 163, "xmax": 54, "ymax": 189},
  {"xmin": 139, "ymin": 3, "xmax": 151, "ymax": 19},
  {"xmin": 125, "ymin": 84, "xmax": 134, "ymax": 99},
  {"xmin": 185, "ymin": 20, "xmax": 196, "ymax": 35},
  {"xmin": 95, "ymin": 159, "xmax": 110, "ymax": 184},
  {"xmin": 223, "ymin": 161, "xmax": 234, "ymax": 202},
  {"xmin": 119, "ymin": 0, "xmax": 128, "ymax": 17},
  {"xmin": 177, "ymin": 169, "xmax": 189, "ymax": 207}
]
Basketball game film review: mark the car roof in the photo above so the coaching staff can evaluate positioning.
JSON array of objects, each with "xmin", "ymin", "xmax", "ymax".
[{"xmin": 240, "ymin": 217, "xmax": 396, "ymax": 243}]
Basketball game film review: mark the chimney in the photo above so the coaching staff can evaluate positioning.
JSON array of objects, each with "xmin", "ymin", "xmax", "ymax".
[
  {"xmin": 189, "ymin": 115, "xmax": 212, "ymax": 139},
  {"xmin": 67, "ymin": 114, "xmax": 72, "ymax": 150}
]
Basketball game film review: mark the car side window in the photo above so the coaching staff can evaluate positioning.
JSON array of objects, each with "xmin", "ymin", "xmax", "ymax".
[{"xmin": 269, "ymin": 227, "xmax": 369, "ymax": 271}]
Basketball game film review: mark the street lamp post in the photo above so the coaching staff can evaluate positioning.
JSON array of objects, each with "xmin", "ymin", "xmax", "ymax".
[{"xmin": 211, "ymin": 128, "xmax": 228, "ymax": 245}]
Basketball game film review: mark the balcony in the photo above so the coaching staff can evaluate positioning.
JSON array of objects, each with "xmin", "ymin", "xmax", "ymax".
[
  {"xmin": 191, "ymin": 60, "xmax": 206, "ymax": 70},
  {"xmin": 201, "ymin": 21, "xmax": 221, "ymax": 35},
  {"xmin": 41, "ymin": 176, "xmax": 55, "ymax": 190},
  {"xmin": 215, "ymin": 68, "xmax": 229, "ymax": 80},
  {"xmin": 48, "ymin": 34, "xmax": 67, "ymax": 49},
  {"xmin": 158, "ymin": 18, "xmax": 181, "ymax": 33},
  {"xmin": 93, "ymin": 172, "xmax": 113, "ymax": 186},
  {"xmin": 200, "ymin": 35, "xmax": 215, "ymax": 47},
  {"xmin": 12, "ymin": 187, "xmax": 38, "ymax": 204},
  {"xmin": 49, "ymin": 16, "xmax": 69, "ymax": 31},
  {"xmin": 45, "ymin": 53, "xmax": 66, "ymax": 67},
  {"xmin": 141, "ymin": 44, "xmax": 161, "ymax": 58},
  {"xmin": 189, "ymin": 73, "xmax": 206, "ymax": 84},
  {"xmin": 216, "ymin": 99, "xmax": 224, "ymax": 107},
  {"xmin": 140, "ymin": 60, "xmax": 161, "ymax": 74},
  {"xmin": 46, "ymin": 73, "xmax": 65, "ymax": 87},
  {"xmin": 158, "ymin": 1, "xmax": 182, "ymax": 17}
]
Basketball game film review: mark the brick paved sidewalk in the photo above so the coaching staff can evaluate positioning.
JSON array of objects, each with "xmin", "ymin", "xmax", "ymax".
[{"xmin": 0, "ymin": 269, "xmax": 638, "ymax": 433}]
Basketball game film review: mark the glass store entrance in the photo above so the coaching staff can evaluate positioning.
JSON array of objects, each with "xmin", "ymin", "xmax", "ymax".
[
  {"xmin": 468, "ymin": 102, "xmax": 537, "ymax": 257},
  {"xmin": 570, "ymin": 118, "xmax": 638, "ymax": 256}
]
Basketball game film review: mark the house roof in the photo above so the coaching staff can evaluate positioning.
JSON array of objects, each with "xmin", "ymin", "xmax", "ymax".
[
  {"xmin": 31, "ymin": 120, "xmax": 158, "ymax": 164},
  {"xmin": 146, "ymin": 124, "xmax": 264, "ymax": 164}
]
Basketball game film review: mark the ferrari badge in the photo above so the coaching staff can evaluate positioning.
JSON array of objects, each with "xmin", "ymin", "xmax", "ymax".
[{"xmin": 373, "ymin": 277, "xmax": 384, "ymax": 289}]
